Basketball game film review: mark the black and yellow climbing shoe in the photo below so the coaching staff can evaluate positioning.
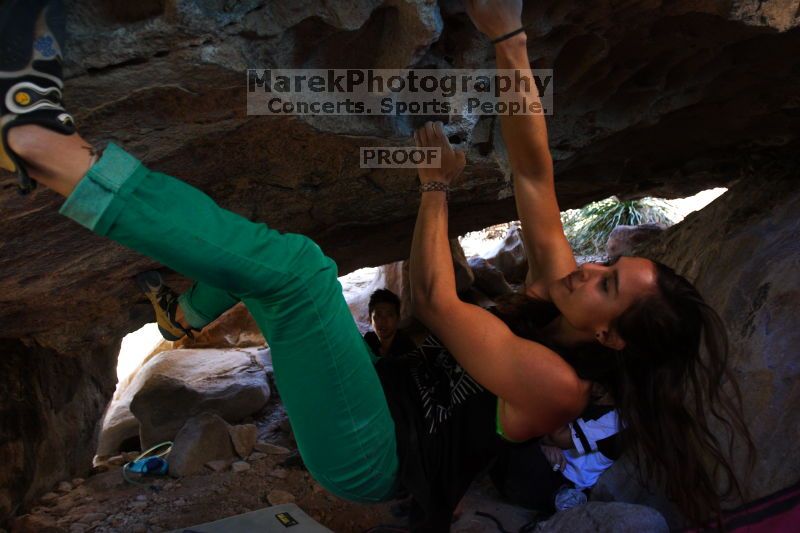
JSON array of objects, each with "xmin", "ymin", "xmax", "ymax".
[
  {"xmin": 1, "ymin": 0, "xmax": 76, "ymax": 194},
  {"xmin": 135, "ymin": 271, "xmax": 194, "ymax": 342}
]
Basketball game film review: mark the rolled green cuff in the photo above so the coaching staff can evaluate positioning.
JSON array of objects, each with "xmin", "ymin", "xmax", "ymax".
[
  {"xmin": 177, "ymin": 291, "xmax": 214, "ymax": 330},
  {"xmin": 59, "ymin": 143, "xmax": 146, "ymax": 235}
]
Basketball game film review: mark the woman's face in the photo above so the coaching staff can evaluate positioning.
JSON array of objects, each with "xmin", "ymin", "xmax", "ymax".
[{"xmin": 548, "ymin": 256, "xmax": 658, "ymax": 347}]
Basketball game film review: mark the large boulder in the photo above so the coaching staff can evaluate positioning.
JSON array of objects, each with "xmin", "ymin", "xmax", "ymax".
[
  {"xmin": 592, "ymin": 171, "xmax": 800, "ymax": 525},
  {"xmin": 174, "ymin": 302, "xmax": 266, "ymax": 350},
  {"xmin": 534, "ymin": 502, "xmax": 668, "ymax": 532},
  {"xmin": 467, "ymin": 256, "xmax": 515, "ymax": 299},
  {"xmin": 97, "ymin": 348, "xmax": 271, "ymax": 456},
  {"xmin": 638, "ymin": 172, "xmax": 800, "ymax": 505},
  {"xmin": 167, "ymin": 413, "xmax": 236, "ymax": 477},
  {"xmin": 590, "ymin": 457, "xmax": 683, "ymax": 529},
  {"xmin": 480, "ymin": 223, "xmax": 529, "ymax": 284},
  {"xmin": 606, "ymin": 223, "xmax": 666, "ymax": 258}
]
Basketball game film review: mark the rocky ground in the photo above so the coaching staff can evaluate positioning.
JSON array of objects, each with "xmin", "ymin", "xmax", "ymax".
[{"xmin": 12, "ymin": 403, "xmax": 535, "ymax": 533}]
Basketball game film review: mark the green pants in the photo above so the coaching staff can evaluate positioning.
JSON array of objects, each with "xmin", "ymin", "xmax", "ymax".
[
  {"xmin": 177, "ymin": 283, "xmax": 237, "ymax": 330},
  {"xmin": 177, "ymin": 281, "xmax": 387, "ymax": 362},
  {"xmin": 59, "ymin": 144, "xmax": 399, "ymax": 502}
]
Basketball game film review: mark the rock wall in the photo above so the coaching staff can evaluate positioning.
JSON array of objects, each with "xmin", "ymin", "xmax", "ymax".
[
  {"xmin": 0, "ymin": 0, "xmax": 798, "ymax": 524},
  {"xmin": 639, "ymin": 165, "xmax": 800, "ymax": 509},
  {"xmin": 0, "ymin": 339, "xmax": 116, "ymax": 522},
  {"xmin": 590, "ymin": 163, "xmax": 800, "ymax": 527}
]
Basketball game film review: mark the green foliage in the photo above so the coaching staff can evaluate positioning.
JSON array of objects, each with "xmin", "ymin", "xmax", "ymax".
[{"xmin": 561, "ymin": 196, "xmax": 677, "ymax": 255}]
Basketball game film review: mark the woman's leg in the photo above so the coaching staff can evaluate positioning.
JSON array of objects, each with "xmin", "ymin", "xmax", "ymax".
[
  {"xmin": 177, "ymin": 282, "xmax": 240, "ymax": 330},
  {"xmin": 10, "ymin": 127, "xmax": 398, "ymax": 502}
]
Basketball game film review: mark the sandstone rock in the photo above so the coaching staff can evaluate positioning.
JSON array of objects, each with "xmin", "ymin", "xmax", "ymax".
[
  {"xmin": 102, "ymin": 347, "xmax": 270, "ymax": 452},
  {"xmin": 174, "ymin": 303, "xmax": 265, "ymax": 350},
  {"xmin": 606, "ymin": 223, "xmax": 666, "ymax": 258},
  {"xmin": 10, "ymin": 513, "xmax": 65, "ymax": 533},
  {"xmin": 50, "ymin": 499, "xmax": 71, "ymax": 517},
  {"xmin": 590, "ymin": 456, "xmax": 683, "ymax": 529},
  {"xmin": 267, "ymin": 490, "xmax": 296, "ymax": 506},
  {"xmin": 231, "ymin": 461, "xmax": 251, "ymax": 473},
  {"xmin": 731, "ymin": 0, "xmax": 800, "ymax": 30},
  {"xmin": 247, "ymin": 452, "xmax": 267, "ymax": 462},
  {"xmin": 533, "ymin": 502, "xmax": 668, "ymax": 532},
  {"xmin": 205, "ymin": 459, "xmax": 230, "ymax": 473},
  {"xmin": 633, "ymin": 174, "xmax": 800, "ymax": 520},
  {"xmin": 228, "ymin": 424, "xmax": 258, "ymax": 459},
  {"xmin": 480, "ymin": 224, "xmax": 529, "ymax": 284},
  {"xmin": 168, "ymin": 414, "xmax": 236, "ymax": 478},
  {"xmin": 79, "ymin": 512, "xmax": 105, "ymax": 524},
  {"xmin": 122, "ymin": 452, "xmax": 141, "ymax": 463},
  {"xmin": 40, "ymin": 493, "xmax": 59, "ymax": 505},
  {"xmin": 89, "ymin": 465, "xmax": 108, "ymax": 476},
  {"xmin": 268, "ymin": 468, "xmax": 288, "ymax": 480},
  {"xmin": 450, "ymin": 238, "xmax": 475, "ymax": 293},
  {"xmin": 70, "ymin": 479, "xmax": 84, "ymax": 488},
  {"xmin": 587, "ymin": 174, "xmax": 800, "ymax": 529},
  {"xmin": 467, "ymin": 256, "xmax": 515, "ymax": 298},
  {"xmin": 56, "ymin": 482, "xmax": 72, "ymax": 494},
  {"xmin": 253, "ymin": 443, "xmax": 291, "ymax": 455},
  {"xmin": 107, "ymin": 456, "xmax": 125, "ymax": 467}
]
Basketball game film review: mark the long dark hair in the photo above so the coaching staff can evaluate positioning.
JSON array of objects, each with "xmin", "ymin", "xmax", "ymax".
[{"xmin": 494, "ymin": 257, "xmax": 756, "ymax": 527}]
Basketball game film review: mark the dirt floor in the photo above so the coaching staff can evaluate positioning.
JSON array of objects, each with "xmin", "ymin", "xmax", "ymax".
[
  {"xmin": 14, "ymin": 459, "xmax": 534, "ymax": 532},
  {"xmin": 13, "ymin": 402, "xmax": 537, "ymax": 533}
]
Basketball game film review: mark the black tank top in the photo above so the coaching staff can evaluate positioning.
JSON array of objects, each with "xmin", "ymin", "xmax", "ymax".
[
  {"xmin": 375, "ymin": 335, "xmax": 501, "ymax": 531},
  {"xmin": 374, "ymin": 305, "xmax": 618, "ymax": 530}
]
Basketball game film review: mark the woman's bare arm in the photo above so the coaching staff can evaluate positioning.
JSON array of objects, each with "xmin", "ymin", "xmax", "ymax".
[
  {"xmin": 409, "ymin": 122, "xmax": 587, "ymax": 436},
  {"xmin": 467, "ymin": 0, "xmax": 577, "ymax": 297}
]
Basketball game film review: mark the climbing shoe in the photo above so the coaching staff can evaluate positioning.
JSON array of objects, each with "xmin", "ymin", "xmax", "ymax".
[
  {"xmin": 1, "ymin": 0, "xmax": 76, "ymax": 194},
  {"xmin": 135, "ymin": 271, "xmax": 194, "ymax": 341}
]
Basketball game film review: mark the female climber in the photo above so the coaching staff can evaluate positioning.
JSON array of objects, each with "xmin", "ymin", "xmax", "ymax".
[{"xmin": 0, "ymin": 0, "xmax": 753, "ymax": 529}]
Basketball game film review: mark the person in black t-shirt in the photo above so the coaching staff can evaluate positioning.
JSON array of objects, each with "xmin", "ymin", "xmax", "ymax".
[{"xmin": 363, "ymin": 288, "xmax": 417, "ymax": 358}]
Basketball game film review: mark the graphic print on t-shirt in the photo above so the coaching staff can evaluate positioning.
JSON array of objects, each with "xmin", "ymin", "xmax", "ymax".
[{"xmin": 408, "ymin": 335, "xmax": 485, "ymax": 434}]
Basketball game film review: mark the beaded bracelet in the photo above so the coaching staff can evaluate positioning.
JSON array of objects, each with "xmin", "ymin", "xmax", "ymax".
[{"xmin": 420, "ymin": 181, "xmax": 450, "ymax": 200}]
